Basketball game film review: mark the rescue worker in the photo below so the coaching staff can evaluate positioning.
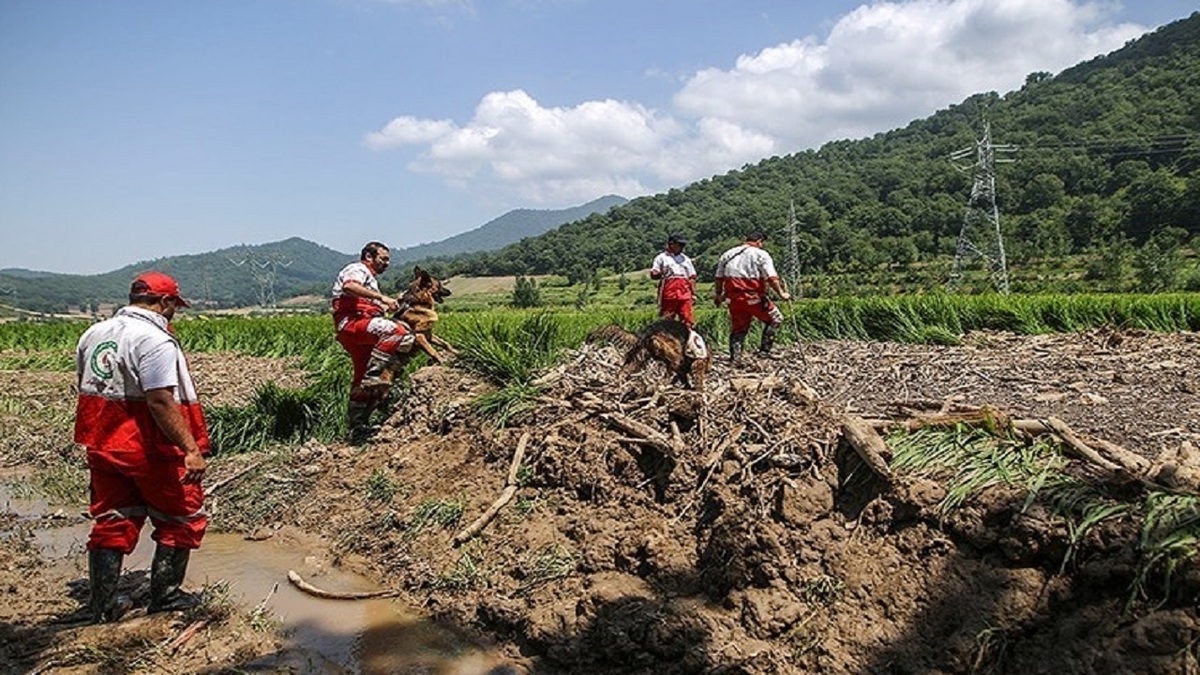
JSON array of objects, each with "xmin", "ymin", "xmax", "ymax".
[
  {"xmin": 713, "ymin": 231, "xmax": 791, "ymax": 362},
  {"xmin": 331, "ymin": 241, "xmax": 415, "ymax": 443},
  {"xmin": 74, "ymin": 271, "xmax": 209, "ymax": 623},
  {"xmin": 649, "ymin": 233, "xmax": 698, "ymax": 327}
]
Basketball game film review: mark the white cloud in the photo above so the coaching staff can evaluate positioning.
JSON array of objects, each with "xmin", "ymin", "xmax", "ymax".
[{"xmin": 368, "ymin": 0, "xmax": 1147, "ymax": 207}]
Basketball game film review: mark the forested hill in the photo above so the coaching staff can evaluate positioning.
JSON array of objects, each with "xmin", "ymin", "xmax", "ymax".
[
  {"xmin": 0, "ymin": 238, "xmax": 354, "ymax": 313},
  {"xmin": 390, "ymin": 195, "xmax": 627, "ymax": 265},
  {"xmin": 430, "ymin": 12, "xmax": 1200, "ymax": 294}
]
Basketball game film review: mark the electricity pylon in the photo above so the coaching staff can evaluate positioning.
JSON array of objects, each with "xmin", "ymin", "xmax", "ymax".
[
  {"xmin": 949, "ymin": 120, "xmax": 1016, "ymax": 294},
  {"xmin": 228, "ymin": 247, "xmax": 293, "ymax": 308},
  {"xmin": 783, "ymin": 200, "xmax": 802, "ymax": 298}
]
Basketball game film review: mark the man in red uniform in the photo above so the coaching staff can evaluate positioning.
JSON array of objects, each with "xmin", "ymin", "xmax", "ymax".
[
  {"xmin": 713, "ymin": 231, "xmax": 791, "ymax": 362},
  {"xmin": 75, "ymin": 272, "xmax": 209, "ymax": 622},
  {"xmin": 331, "ymin": 241, "xmax": 415, "ymax": 442},
  {"xmin": 649, "ymin": 233, "xmax": 697, "ymax": 326}
]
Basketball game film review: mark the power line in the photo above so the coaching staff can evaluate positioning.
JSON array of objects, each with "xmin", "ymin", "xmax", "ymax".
[{"xmin": 228, "ymin": 247, "xmax": 293, "ymax": 308}]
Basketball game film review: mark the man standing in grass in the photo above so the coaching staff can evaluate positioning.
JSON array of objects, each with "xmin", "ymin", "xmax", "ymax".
[
  {"xmin": 331, "ymin": 241, "xmax": 415, "ymax": 443},
  {"xmin": 649, "ymin": 233, "xmax": 698, "ymax": 327},
  {"xmin": 74, "ymin": 272, "xmax": 209, "ymax": 622},
  {"xmin": 713, "ymin": 231, "xmax": 791, "ymax": 363}
]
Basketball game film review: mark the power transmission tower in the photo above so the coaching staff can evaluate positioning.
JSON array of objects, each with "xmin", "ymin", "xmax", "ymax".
[
  {"xmin": 783, "ymin": 200, "xmax": 803, "ymax": 298},
  {"xmin": 228, "ymin": 247, "xmax": 293, "ymax": 308},
  {"xmin": 949, "ymin": 120, "xmax": 1016, "ymax": 294}
]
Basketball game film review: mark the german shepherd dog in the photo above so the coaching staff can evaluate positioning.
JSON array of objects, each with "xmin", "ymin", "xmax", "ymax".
[
  {"xmin": 588, "ymin": 319, "xmax": 711, "ymax": 392},
  {"xmin": 393, "ymin": 266, "xmax": 456, "ymax": 365}
]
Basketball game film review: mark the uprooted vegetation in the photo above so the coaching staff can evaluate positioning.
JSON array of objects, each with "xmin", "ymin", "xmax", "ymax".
[
  {"xmin": 207, "ymin": 329, "xmax": 1200, "ymax": 674},
  {"xmin": 3, "ymin": 316, "xmax": 1199, "ymax": 673}
]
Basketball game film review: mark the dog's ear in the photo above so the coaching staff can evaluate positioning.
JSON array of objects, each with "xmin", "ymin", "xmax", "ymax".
[{"xmin": 413, "ymin": 266, "xmax": 432, "ymax": 287}]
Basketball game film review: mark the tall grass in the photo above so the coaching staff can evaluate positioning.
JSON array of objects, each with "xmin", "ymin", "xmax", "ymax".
[{"xmin": 889, "ymin": 425, "xmax": 1200, "ymax": 607}]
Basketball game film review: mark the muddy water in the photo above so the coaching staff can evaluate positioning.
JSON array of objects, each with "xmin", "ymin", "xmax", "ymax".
[{"xmin": 1, "ymin": 477, "xmax": 514, "ymax": 675}]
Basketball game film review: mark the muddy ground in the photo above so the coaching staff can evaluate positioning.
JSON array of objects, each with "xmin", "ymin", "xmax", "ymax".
[{"xmin": 2, "ymin": 330, "xmax": 1200, "ymax": 674}]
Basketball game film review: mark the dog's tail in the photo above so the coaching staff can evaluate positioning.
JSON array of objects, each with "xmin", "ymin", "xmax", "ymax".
[{"xmin": 585, "ymin": 323, "xmax": 638, "ymax": 350}]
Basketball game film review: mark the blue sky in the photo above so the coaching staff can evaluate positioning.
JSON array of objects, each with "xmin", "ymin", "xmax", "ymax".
[{"xmin": 1, "ymin": 0, "xmax": 1195, "ymax": 274}]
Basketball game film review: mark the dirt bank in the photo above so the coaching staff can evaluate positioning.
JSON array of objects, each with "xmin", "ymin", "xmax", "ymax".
[
  {"xmin": 3, "ymin": 329, "xmax": 1199, "ymax": 674},
  {"xmin": 241, "ymin": 329, "xmax": 1200, "ymax": 673}
]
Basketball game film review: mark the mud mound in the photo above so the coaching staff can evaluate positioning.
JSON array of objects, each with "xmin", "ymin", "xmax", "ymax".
[{"xmin": 279, "ymin": 337, "xmax": 1200, "ymax": 674}]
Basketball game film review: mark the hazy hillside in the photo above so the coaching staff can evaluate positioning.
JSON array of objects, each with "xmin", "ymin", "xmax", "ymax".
[
  {"xmin": 0, "ymin": 197, "xmax": 629, "ymax": 313},
  {"xmin": 435, "ymin": 12, "xmax": 1200, "ymax": 295},
  {"xmin": 392, "ymin": 195, "xmax": 627, "ymax": 265}
]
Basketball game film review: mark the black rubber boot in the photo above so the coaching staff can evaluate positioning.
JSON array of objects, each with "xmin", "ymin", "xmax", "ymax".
[
  {"xmin": 346, "ymin": 393, "xmax": 379, "ymax": 445},
  {"xmin": 88, "ymin": 548, "xmax": 129, "ymax": 623},
  {"xmin": 759, "ymin": 324, "xmax": 779, "ymax": 356},
  {"xmin": 729, "ymin": 332, "xmax": 747, "ymax": 364},
  {"xmin": 359, "ymin": 348, "xmax": 399, "ymax": 390},
  {"xmin": 148, "ymin": 544, "xmax": 199, "ymax": 613}
]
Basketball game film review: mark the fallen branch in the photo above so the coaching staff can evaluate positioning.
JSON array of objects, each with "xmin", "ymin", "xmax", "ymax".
[
  {"xmin": 1041, "ymin": 417, "xmax": 1121, "ymax": 472},
  {"xmin": 206, "ymin": 460, "xmax": 266, "ymax": 496},
  {"xmin": 286, "ymin": 570, "xmax": 397, "ymax": 600},
  {"xmin": 841, "ymin": 414, "xmax": 893, "ymax": 482},
  {"xmin": 167, "ymin": 619, "xmax": 208, "ymax": 654},
  {"xmin": 603, "ymin": 413, "xmax": 675, "ymax": 455},
  {"xmin": 453, "ymin": 431, "xmax": 531, "ymax": 547}
]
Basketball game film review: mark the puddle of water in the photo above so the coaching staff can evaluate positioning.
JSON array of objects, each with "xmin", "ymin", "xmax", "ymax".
[{"xmin": 1, "ymin": 474, "xmax": 514, "ymax": 675}]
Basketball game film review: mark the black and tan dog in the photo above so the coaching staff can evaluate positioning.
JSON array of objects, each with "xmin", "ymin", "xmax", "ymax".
[
  {"xmin": 588, "ymin": 319, "xmax": 711, "ymax": 392},
  {"xmin": 363, "ymin": 266, "xmax": 456, "ymax": 392},
  {"xmin": 393, "ymin": 266, "xmax": 456, "ymax": 365}
]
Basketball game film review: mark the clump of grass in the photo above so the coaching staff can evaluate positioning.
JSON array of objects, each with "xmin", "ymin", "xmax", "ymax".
[
  {"xmin": 526, "ymin": 543, "xmax": 577, "ymax": 586},
  {"xmin": 436, "ymin": 548, "xmax": 484, "ymax": 591},
  {"xmin": 888, "ymin": 425, "xmax": 1065, "ymax": 512},
  {"xmin": 969, "ymin": 625, "xmax": 1010, "ymax": 675},
  {"xmin": 1133, "ymin": 492, "xmax": 1200, "ymax": 607},
  {"xmin": 365, "ymin": 469, "xmax": 400, "ymax": 503},
  {"xmin": 471, "ymin": 384, "xmax": 541, "ymax": 427},
  {"xmin": 409, "ymin": 497, "xmax": 466, "ymax": 534},
  {"xmin": 797, "ymin": 574, "xmax": 844, "ymax": 606},
  {"xmin": 185, "ymin": 579, "xmax": 238, "ymax": 625}
]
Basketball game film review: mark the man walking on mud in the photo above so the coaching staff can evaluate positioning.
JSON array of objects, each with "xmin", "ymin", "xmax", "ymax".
[
  {"xmin": 74, "ymin": 272, "xmax": 209, "ymax": 623},
  {"xmin": 331, "ymin": 241, "xmax": 416, "ymax": 443},
  {"xmin": 713, "ymin": 230, "xmax": 791, "ymax": 363},
  {"xmin": 649, "ymin": 233, "xmax": 698, "ymax": 327}
]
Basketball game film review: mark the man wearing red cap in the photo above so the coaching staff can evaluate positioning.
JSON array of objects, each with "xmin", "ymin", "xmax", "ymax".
[
  {"xmin": 649, "ymin": 233, "xmax": 697, "ymax": 327},
  {"xmin": 74, "ymin": 271, "xmax": 209, "ymax": 622},
  {"xmin": 331, "ymin": 242, "xmax": 415, "ymax": 443},
  {"xmin": 714, "ymin": 231, "xmax": 791, "ymax": 363}
]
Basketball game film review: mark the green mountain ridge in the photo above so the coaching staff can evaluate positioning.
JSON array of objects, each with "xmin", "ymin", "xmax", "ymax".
[{"xmin": 427, "ymin": 12, "xmax": 1200, "ymax": 295}]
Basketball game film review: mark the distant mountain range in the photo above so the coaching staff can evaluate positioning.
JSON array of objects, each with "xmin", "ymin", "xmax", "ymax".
[
  {"xmin": 390, "ymin": 195, "xmax": 627, "ymax": 265},
  {"xmin": 0, "ymin": 196, "xmax": 627, "ymax": 313}
]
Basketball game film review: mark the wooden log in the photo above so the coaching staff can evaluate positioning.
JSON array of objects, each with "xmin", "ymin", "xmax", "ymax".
[
  {"xmin": 1042, "ymin": 417, "xmax": 1121, "ymax": 472},
  {"xmin": 603, "ymin": 413, "xmax": 675, "ymax": 455},
  {"xmin": 452, "ymin": 485, "xmax": 518, "ymax": 547},
  {"xmin": 505, "ymin": 432, "xmax": 531, "ymax": 487},
  {"xmin": 286, "ymin": 570, "xmax": 397, "ymax": 600},
  {"xmin": 453, "ymin": 432, "xmax": 531, "ymax": 547},
  {"xmin": 840, "ymin": 414, "xmax": 893, "ymax": 482}
]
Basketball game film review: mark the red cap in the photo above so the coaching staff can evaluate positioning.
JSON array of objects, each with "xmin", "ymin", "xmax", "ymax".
[{"xmin": 131, "ymin": 271, "xmax": 190, "ymax": 307}]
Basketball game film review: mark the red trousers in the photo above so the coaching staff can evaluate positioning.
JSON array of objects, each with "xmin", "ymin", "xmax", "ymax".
[
  {"xmin": 659, "ymin": 297, "xmax": 695, "ymax": 327},
  {"xmin": 336, "ymin": 316, "xmax": 413, "ymax": 389},
  {"xmin": 87, "ymin": 448, "xmax": 207, "ymax": 553},
  {"xmin": 728, "ymin": 295, "xmax": 782, "ymax": 334}
]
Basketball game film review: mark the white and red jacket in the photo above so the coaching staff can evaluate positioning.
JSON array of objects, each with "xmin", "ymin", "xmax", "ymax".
[
  {"xmin": 650, "ymin": 251, "xmax": 697, "ymax": 301},
  {"xmin": 714, "ymin": 244, "xmax": 779, "ymax": 299},
  {"xmin": 74, "ymin": 307, "xmax": 209, "ymax": 456},
  {"xmin": 331, "ymin": 261, "xmax": 385, "ymax": 328}
]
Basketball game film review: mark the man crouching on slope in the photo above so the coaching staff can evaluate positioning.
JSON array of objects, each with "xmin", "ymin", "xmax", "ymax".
[{"xmin": 331, "ymin": 241, "xmax": 416, "ymax": 443}]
